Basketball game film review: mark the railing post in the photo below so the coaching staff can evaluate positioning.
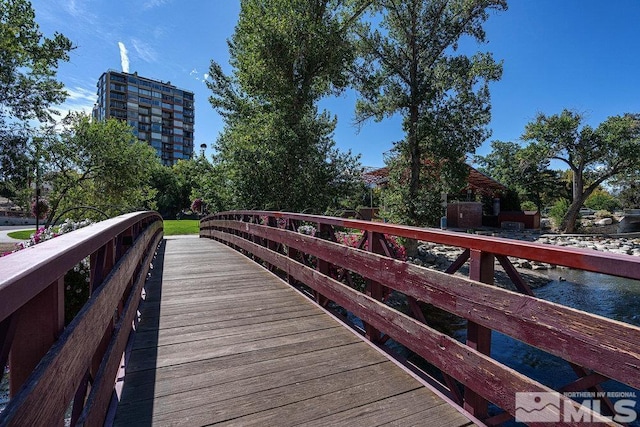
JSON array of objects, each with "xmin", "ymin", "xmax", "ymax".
[
  {"xmin": 315, "ymin": 223, "xmax": 335, "ymax": 307},
  {"xmin": 9, "ymin": 277, "xmax": 65, "ymax": 396},
  {"xmin": 464, "ymin": 248, "xmax": 494, "ymax": 419},
  {"xmin": 287, "ymin": 219, "xmax": 300, "ymax": 286},
  {"xmin": 364, "ymin": 231, "xmax": 386, "ymax": 343}
]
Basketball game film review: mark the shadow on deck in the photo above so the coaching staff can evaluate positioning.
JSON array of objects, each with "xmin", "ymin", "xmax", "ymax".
[{"xmin": 112, "ymin": 236, "xmax": 476, "ymax": 426}]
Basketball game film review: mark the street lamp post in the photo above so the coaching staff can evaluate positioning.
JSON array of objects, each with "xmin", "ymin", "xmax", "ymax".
[{"xmin": 33, "ymin": 139, "xmax": 41, "ymax": 231}]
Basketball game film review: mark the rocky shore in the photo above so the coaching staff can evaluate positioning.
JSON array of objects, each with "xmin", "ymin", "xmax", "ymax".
[{"xmin": 408, "ymin": 230, "xmax": 640, "ymax": 290}]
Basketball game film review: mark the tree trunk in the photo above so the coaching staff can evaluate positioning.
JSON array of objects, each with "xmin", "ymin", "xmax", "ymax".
[
  {"xmin": 407, "ymin": 106, "xmax": 420, "ymax": 226},
  {"xmin": 561, "ymin": 170, "xmax": 584, "ymax": 233},
  {"xmin": 561, "ymin": 201, "xmax": 581, "ymax": 233}
]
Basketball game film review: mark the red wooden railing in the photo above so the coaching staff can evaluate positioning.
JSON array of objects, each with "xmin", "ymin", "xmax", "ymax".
[
  {"xmin": 201, "ymin": 210, "xmax": 640, "ymax": 427},
  {"xmin": 0, "ymin": 211, "xmax": 162, "ymax": 426}
]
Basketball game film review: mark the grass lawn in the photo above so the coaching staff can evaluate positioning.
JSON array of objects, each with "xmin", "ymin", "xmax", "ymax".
[
  {"xmin": 7, "ymin": 229, "xmax": 35, "ymax": 240},
  {"xmin": 5, "ymin": 221, "xmax": 200, "ymax": 240},
  {"xmin": 163, "ymin": 219, "xmax": 200, "ymax": 235}
]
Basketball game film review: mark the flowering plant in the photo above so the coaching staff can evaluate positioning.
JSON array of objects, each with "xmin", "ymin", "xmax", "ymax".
[
  {"xmin": 297, "ymin": 225, "xmax": 317, "ymax": 236},
  {"xmin": 31, "ymin": 199, "xmax": 49, "ymax": 219},
  {"xmin": 2, "ymin": 218, "xmax": 94, "ymax": 324},
  {"xmin": 191, "ymin": 198, "xmax": 203, "ymax": 213}
]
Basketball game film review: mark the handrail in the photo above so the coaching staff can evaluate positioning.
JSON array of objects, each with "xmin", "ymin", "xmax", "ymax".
[
  {"xmin": 0, "ymin": 211, "xmax": 163, "ymax": 426},
  {"xmin": 201, "ymin": 211, "xmax": 640, "ymax": 426},
  {"xmin": 212, "ymin": 210, "xmax": 640, "ymax": 280}
]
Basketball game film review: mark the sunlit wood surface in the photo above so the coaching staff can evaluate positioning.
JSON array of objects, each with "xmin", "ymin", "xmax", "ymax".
[{"xmin": 113, "ymin": 236, "xmax": 474, "ymax": 426}]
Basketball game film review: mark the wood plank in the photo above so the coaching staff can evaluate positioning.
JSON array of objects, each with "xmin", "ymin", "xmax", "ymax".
[
  {"xmin": 135, "ymin": 303, "xmax": 320, "ymax": 332},
  {"xmin": 271, "ymin": 388, "xmax": 472, "ymax": 427},
  {"xmin": 113, "ymin": 236, "xmax": 475, "ymax": 427},
  {"xmin": 119, "ymin": 341, "xmax": 376, "ymax": 403},
  {"xmin": 130, "ymin": 313, "xmax": 331, "ymax": 349},
  {"xmin": 117, "ymin": 362, "xmax": 413, "ymax": 425}
]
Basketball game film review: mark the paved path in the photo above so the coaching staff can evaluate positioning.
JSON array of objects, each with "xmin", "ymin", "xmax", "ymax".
[{"xmin": 0, "ymin": 227, "xmax": 32, "ymax": 243}]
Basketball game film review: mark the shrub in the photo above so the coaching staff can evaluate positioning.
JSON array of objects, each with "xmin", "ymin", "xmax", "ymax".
[
  {"xmin": 595, "ymin": 210, "xmax": 613, "ymax": 219},
  {"xmin": 549, "ymin": 199, "xmax": 570, "ymax": 228},
  {"xmin": 585, "ymin": 190, "xmax": 621, "ymax": 213},
  {"xmin": 520, "ymin": 201, "xmax": 538, "ymax": 211}
]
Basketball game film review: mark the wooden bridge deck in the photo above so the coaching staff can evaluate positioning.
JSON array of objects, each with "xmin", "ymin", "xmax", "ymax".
[{"xmin": 112, "ymin": 236, "xmax": 476, "ymax": 426}]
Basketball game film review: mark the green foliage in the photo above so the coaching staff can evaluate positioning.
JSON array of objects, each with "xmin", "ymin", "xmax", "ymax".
[
  {"xmin": 355, "ymin": 0, "xmax": 506, "ymax": 226},
  {"xmin": 475, "ymin": 140, "xmax": 561, "ymax": 210},
  {"xmin": 163, "ymin": 219, "xmax": 200, "ymax": 235},
  {"xmin": 595, "ymin": 210, "xmax": 613, "ymax": 219},
  {"xmin": 149, "ymin": 164, "xmax": 182, "ymax": 218},
  {"xmin": 616, "ymin": 180, "xmax": 640, "ymax": 208},
  {"xmin": 520, "ymin": 201, "xmax": 537, "ymax": 211},
  {"xmin": 0, "ymin": 0, "xmax": 72, "ymax": 205},
  {"xmin": 207, "ymin": 0, "xmax": 363, "ymax": 213},
  {"xmin": 584, "ymin": 189, "xmax": 620, "ymax": 213},
  {"xmin": 0, "ymin": 0, "xmax": 73, "ymax": 123},
  {"xmin": 41, "ymin": 113, "xmax": 161, "ymax": 224},
  {"xmin": 498, "ymin": 189, "xmax": 522, "ymax": 212},
  {"xmin": 171, "ymin": 157, "xmax": 217, "ymax": 213},
  {"xmin": 549, "ymin": 198, "xmax": 570, "ymax": 228},
  {"xmin": 523, "ymin": 110, "xmax": 640, "ymax": 232}
]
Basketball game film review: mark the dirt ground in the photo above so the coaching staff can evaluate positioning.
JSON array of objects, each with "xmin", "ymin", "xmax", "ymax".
[{"xmin": 0, "ymin": 242, "xmax": 17, "ymax": 254}]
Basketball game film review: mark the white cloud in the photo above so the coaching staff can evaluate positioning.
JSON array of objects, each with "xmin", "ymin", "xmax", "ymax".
[
  {"xmin": 61, "ymin": 0, "xmax": 98, "ymax": 26},
  {"xmin": 131, "ymin": 39, "xmax": 158, "ymax": 63},
  {"xmin": 49, "ymin": 85, "xmax": 97, "ymax": 121},
  {"xmin": 143, "ymin": 0, "xmax": 172, "ymax": 10},
  {"xmin": 118, "ymin": 42, "xmax": 130, "ymax": 73},
  {"xmin": 189, "ymin": 69, "xmax": 209, "ymax": 83}
]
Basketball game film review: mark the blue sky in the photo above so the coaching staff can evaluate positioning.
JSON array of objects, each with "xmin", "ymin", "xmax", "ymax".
[{"xmin": 30, "ymin": 0, "xmax": 640, "ymax": 168}]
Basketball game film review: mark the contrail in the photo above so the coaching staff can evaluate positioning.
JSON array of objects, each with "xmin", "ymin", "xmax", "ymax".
[{"xmin": 118, "ymin": 42, "xmax": 130, "ymax": 73}]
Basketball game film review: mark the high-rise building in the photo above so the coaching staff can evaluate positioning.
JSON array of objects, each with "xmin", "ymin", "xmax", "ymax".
[{"xmin": 94, "ymin": 70, "xmax": 195, "ymax": 166}]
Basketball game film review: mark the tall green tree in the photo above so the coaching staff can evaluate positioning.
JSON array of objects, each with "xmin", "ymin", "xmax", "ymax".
[
  {"xmin": 0, "ymin": 0, "xmax": 73, "ymax": 201},
  {"xmin": 41, "ymin": 113, "xmax": 160, "ymax": 225},
  {"xmin": 612, "ymin": 171, "xmax": 640, "ymax": 209},
  {"xmin": 149, "ymin": 164, "xmax": 182, "ymax": 218},
  {"xmin": 354, "ymin": 0, "xmax": 506, "ymax": 226},
  {"xmin": 207, "ymin": 0, "xmax": 365, "ymax": 213},
  {"xmin": 475, "ymin": 140, "xmax": 562, "ymax": 210},
  {"xmin": 0, "ymin": 0, "xmax": 72, "ymax": 123},
  {"xmin": 523, "ymin": 110, "xmax": 640, "ymax": 232}
]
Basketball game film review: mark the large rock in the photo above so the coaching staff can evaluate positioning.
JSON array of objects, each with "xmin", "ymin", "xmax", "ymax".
[{"xmin": 595, "ymin": 218, "xmax": 613, "ymax": 226}]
